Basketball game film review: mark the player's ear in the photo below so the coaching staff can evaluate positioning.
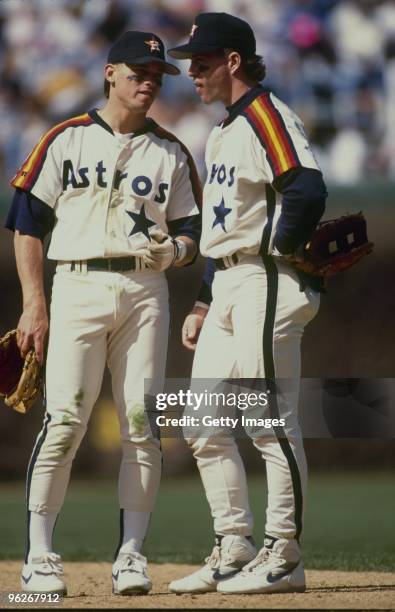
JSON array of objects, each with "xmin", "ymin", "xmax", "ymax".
[
  {"xmin": 104, "ymin": 63, "xmax": 117, "ymax": 85},
  {"xmin": 227, "ymin": 51, "xmax": 242, "ymax": 76}
]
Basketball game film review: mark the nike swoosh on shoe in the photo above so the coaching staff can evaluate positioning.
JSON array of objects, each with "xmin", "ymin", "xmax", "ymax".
[
  {"xmin": 212, "ymin": 568, "xmax": 240, "ymax": 581},
  {"xmin": 21, "ymin": 574, "xmax": 33, "ymax": 584},
  {"xmin": 266, "ymin": 566, "xmax": 295, "ymax": 583}
]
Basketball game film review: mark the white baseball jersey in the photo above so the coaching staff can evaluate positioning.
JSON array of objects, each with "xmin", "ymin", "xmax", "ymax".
[
  {"xmin": 200, "ymin": 88, "xmax": 320, "ymax": 259},
  {"xmin": 12, "ymin": 110, "xmax": 201, "ymax": 260}
]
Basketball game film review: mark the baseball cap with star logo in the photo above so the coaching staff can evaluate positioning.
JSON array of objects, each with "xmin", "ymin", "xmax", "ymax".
[
  {"xmin": 108, "ymin": 31, "xmax": 180, "ymax": 75},
  {"xmin": 168, "ymin": 12, "xmax": 256, "ymax": 59}
]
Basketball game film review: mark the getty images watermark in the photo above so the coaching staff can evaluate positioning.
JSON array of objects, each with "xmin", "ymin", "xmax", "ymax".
[
  {"xmin": 153, "ymin": 389, "xmax": 285, "ymax": 430},
  {"xmin": 138, "ymin": 378, "xmax": 395, "ymax": 439}
]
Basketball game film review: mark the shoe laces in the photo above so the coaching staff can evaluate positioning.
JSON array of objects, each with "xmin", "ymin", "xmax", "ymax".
[
  {"xmin": 241, "ymin": 547, "xmax": 271, "ymax": 574},
  {"xmin": 32, "ymin": 553, "xmax": 63, "ymax": 575},
  {"xmin": 117, "ymin": 552, "xmax": 147, "ymax": 574},
  {"xmin": 204, "ymin": 545, "xmax": 221, "ymax": 568}
]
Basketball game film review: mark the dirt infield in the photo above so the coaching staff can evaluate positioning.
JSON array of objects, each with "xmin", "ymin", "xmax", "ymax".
[{"xmin": 1, "ymin": 562, "xmax": 394, "ymax": 609}]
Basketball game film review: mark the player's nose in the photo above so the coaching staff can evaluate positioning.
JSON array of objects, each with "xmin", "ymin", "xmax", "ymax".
[{"xmin": 188, "ymin": 61, "xmax": 198, "ymax": 77}]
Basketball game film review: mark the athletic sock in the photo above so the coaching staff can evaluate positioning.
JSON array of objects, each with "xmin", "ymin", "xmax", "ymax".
[
  {"xmin": 27, "ymin": 511, "xmax": 58, "ymax": 562},
  {"xmin": 117, "ymin": 509, "xmax": 150, "ymax": 556}
]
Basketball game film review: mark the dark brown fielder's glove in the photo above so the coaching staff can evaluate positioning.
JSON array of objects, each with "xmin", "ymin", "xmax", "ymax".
[
  {"xmin": 0, "ymin": 329, "xmax": 43, "ymax": 414},
  {"xmin": 284, "ymin": 213, "xmax": 374, "ymax": 278}
]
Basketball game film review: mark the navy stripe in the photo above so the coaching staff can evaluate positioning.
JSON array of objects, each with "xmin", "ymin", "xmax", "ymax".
[
  {"xmin": 25, "ymin": 511, "xmax": 31, "ymax": 564},
  {"xmin": 261, "ymin": 257, "xmax": 303, "ymax": 540},
  {"xmin": 152, "ymin": 126, "xmax": 202, "ymax": 209},
  {"xmin": 25, "ymin": 409, "xmax": 51, "ymax": 562},
  {"xmin": 114, "ymin": 509, "xmax": 125, "ymax": 560},
  {"xmin": 260, "ymin": 184, "xmax": 276, "ymax": 258}
]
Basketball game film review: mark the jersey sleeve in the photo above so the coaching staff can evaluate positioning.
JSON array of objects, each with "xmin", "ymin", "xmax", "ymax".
[
  {"xmin": 166, "ymin": 142, "xmax": 202, "ymax": 222},
  {"xmin": 244, "ymin": 92, "xmax": 320, "ymax": 182},
  {"xmin": 5, "ymin": 188, "xmax": 55, "ymax": 240},
  {"xmin": 11, "ymin": 127, "xmax": 63, "ymax": 208}
]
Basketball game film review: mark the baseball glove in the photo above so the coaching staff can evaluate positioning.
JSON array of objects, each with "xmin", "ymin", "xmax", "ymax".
[
  {"xmin": 285, "ymin": 213, "xmax": 374, "ymax": 278},
  {"xmin": 0, "ymin": 329, "xmax": 42, "ymax": 414}
]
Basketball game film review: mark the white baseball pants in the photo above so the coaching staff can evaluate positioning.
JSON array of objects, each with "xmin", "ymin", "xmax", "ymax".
[
  {"xmin": 187, "ymin": 256, "xmax": 320, "ymax": 540},
  {"xmin": 27, "ymin": 266, "xmax": 169, "ymax": 515}
]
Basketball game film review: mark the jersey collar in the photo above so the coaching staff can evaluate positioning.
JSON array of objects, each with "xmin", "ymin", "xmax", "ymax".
[
  {"xmin": 223, "ymin": 86, "xmax": 270, "ymax": 127},
  {"xmin": 88, "ymin": 109, "xmax": 157, "ymax": 137}
]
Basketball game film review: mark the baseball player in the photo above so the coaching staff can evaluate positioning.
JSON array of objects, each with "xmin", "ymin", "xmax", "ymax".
[
  {"xmin": 167, "ymin": 13, "xmax": 327, "ymax": 594},
  {"xmin": 5, "ymin": 31, "xmax": 201, "ymax": 596}
]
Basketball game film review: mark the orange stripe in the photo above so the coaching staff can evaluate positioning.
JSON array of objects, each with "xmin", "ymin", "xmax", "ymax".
[
  {"xmin": 250, "ymin": 99, "xmax": 292, "ymax": 174},
  {"xmin": 246, "ymin": 105, "xmax": 282, "ymax": 175},
  {"xmin": 12, "ymin": 113, "xmax": 92, "ymax": 190},
  {"xmin": 257, "ymin": 97, "xmax": 298, "ymax": 168}
]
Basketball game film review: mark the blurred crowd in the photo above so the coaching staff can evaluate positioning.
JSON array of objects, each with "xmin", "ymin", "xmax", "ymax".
[{"xmin": 1, "ymin": 0, "xmax": 395, "ymax": 186}]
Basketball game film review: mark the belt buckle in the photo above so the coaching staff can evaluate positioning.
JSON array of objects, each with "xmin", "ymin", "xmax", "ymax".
[{"xmin": 108, "ymin": 259, "xmax": 112, "ymax": 271}]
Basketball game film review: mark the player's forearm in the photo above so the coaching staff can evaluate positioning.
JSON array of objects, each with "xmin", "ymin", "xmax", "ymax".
[
  {"xmin": 273, "ymin": 169, "xmax": 327, "ymax": 254},
  {"xmin": 173, "ymin": 235, "xmax": 198, "ymax": 267},
  {"xmin": 14, "ymin": 231, "xmax": 46, "ymax": 308}
]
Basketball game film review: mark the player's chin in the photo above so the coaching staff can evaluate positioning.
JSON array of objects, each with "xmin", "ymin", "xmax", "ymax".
[
  {"xmin": 131, "ymin": 94, "xmax": 155, "ymax": 111},
  {"xmin": 196, "ymin": 90, "xmax": 212, "ymax": 104}
]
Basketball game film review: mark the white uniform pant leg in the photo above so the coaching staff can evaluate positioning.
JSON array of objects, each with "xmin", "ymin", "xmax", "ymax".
[
  {"xmin": 185, "ymin": 285, "xmax": 254, "ymax": 536},
  {"xmin": 187, "ymin": 258, "xmax": 319, "ymax": 540},
  {"xmin": 27, "ymin": 270, "xmax": 110, "ymax": 514},
  {"xmin": 107, "ymin": 271, "xmax": 169, "ymax": 513},
  {"xmin": 235, "ymin": 259, "xmax": 319, "ymax": 540}
]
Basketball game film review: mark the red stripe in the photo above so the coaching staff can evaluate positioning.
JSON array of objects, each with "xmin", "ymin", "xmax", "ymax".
[
  {"xmin": 15, "ymin": 114, "xmax": 93, "ymax": 191},
  {"xmin": 256, "ymin": 95, "xmax": 299, "ymax": 167},
  {"xmin": 245, "ymin": 106, "xmax": 282, "ymax": 175}
]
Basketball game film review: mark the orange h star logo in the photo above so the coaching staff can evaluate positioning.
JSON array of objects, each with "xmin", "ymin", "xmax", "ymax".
[{"xmin": 145, "ymin": 38, "xmax": 161, "ymax": 52}]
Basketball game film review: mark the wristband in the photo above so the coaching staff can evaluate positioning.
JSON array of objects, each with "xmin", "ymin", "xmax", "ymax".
[
  {"xmin": 172, "ymin": 238, "xmax": 188, "ymax": 264},
  {"xmin": 194, "ymin": 301, "xmax": 210, "ymax": 310}
]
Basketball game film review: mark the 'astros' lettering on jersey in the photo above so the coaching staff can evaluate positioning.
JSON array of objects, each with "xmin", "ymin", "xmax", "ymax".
[
  {"xmin": 12, "ymin": 110, "xmax": 201, "ymax": 260},
  {"xmin": 200, "ymin": 87, "xmax": 320, "ymax": 259}
]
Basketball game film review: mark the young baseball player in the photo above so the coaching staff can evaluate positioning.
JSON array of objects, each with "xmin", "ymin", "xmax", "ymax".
[
  {"xmin": 167, "ymin": 13, "xmax": 327, "ymax": 594},
  {"xmin": 5, "ymin": 31, "xmax": 201, "ymax": 596}
]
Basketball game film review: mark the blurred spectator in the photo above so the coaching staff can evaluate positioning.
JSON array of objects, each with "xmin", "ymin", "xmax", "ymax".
[{"xmin": 0, "ymin": 0, "xmax": 394, "ymax": 194}]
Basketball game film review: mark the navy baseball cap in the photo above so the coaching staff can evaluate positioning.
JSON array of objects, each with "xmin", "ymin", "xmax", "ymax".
[
  {"xmin": 168, "ymin": 13, "xmax": 256, "ymax": 59},
  {"xmin": 108, "ymin": 31, "xmax": 180, "ymax": 75}
]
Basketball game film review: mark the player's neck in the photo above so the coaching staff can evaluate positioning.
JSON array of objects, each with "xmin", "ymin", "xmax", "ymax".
[
  {"xmin": 97, "ymin": 104, "xmax": 147, "ymax": 134},
  {"xmin": 227, "ymin": 79, "xmax": 253, "ymax": 107}
]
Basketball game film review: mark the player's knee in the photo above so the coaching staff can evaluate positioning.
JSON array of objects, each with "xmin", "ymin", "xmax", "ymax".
[
  {"xmin": 40, "ymin": 420, "xmax": 87, "ymax": 464},
  {"xmin": 186, "ymin": 434, "xmax": 236, "ymax": 456},
  {"xmin": 120, "ymin": 437, "xmax": 161, "ymax": 459}
]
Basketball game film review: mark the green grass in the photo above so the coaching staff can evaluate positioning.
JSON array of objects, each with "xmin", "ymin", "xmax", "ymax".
[{"xmin": 0, "ymin": 473, "xmax": 394, "ymax": 571}]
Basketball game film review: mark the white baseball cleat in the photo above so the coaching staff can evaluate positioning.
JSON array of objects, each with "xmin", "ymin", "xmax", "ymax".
[
  {"xmin": 168, "ymin": 534, "xmax": 257, "ymax": 593},
  {"xmin": 112, "ymin": 552, "xmax": 152, "ymax": 595},
  {"xmin": 21, "ymin": 553, "xmax": 67, "ymax": 595},
  {"xmin": 217, "ymin": 536, "xmax": 306, "ymax": 594}
]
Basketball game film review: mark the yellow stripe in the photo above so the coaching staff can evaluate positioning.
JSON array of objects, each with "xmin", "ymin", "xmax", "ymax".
[
  {"xmin": 14, "ymin": 113, "xmax": 89, "ymax": 187},
  {"xmin": 251, "ymin": 100, "xmax": 289, "ymax": 173}
]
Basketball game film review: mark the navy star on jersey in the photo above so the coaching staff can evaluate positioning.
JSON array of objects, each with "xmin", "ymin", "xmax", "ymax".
[
  {"xmin": 127, "ymin": 204, "xmax": 156, "ymax": 240},
  {"xmin": 212, "ymin": 197, "xmax": 232, "ymax": 232}
]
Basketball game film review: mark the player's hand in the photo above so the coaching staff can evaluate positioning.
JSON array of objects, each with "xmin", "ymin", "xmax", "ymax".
[
  {"xmin": 16, "ymin": 300, "xmax": 48, "ymax": 364},
  {"xmin": 143, "ymin": 230, "xmax": 177, "ymax": 272},
  {"xmin": 182, "ymin": 306, "xmax": 208, "ymax": 351}
]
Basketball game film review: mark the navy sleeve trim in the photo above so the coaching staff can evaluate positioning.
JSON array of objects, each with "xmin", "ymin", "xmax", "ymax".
[
  {"xmin": 5, "ymin": 189, "xmax": 55, "ymax": 241},
  {"xmin": 196, "ymin": 257, "xmax": 215, "ymax": 306},
  {"xmin": 167, "ymin": 214, "xmax": 201, "ymax": 243}
]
